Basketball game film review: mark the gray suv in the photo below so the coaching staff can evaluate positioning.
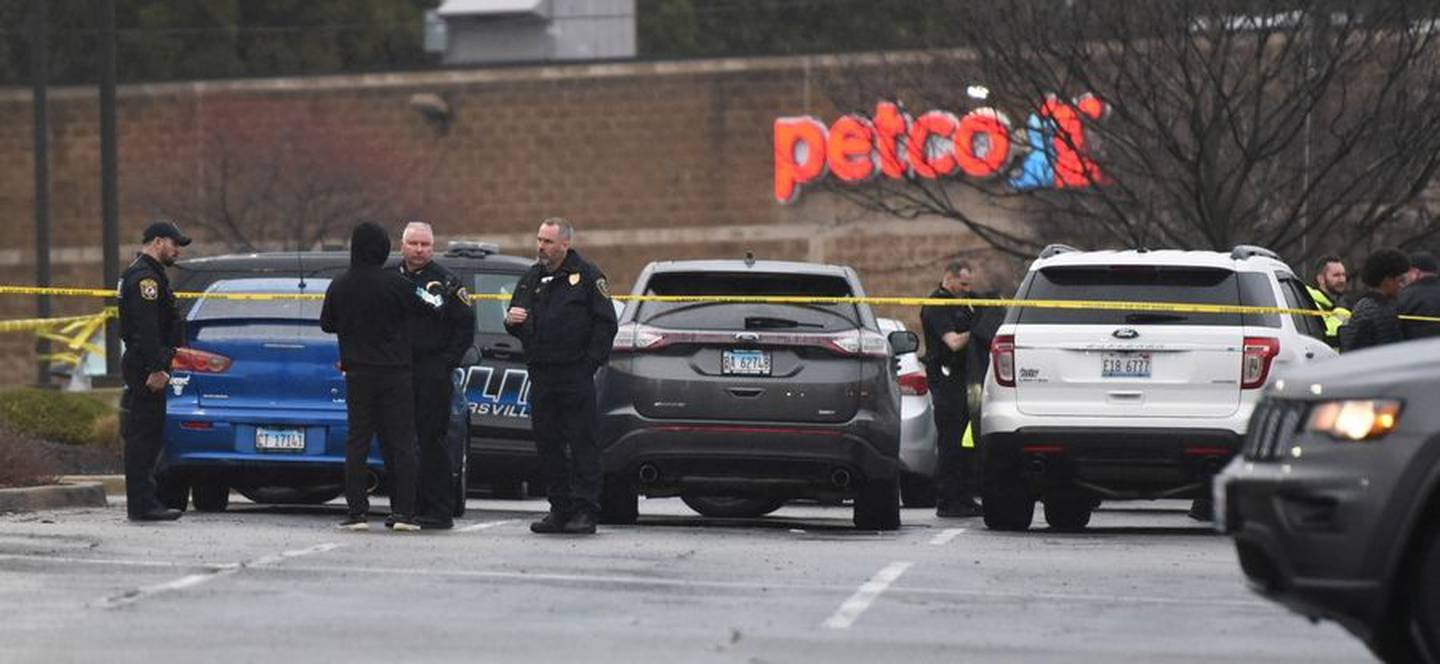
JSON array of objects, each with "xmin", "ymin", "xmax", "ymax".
[{"xmin": 594, "ymin": 259, "xmax": 915, "ymax": 530}]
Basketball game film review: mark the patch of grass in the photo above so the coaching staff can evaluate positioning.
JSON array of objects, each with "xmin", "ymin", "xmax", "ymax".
[
  {"xmin": 0, "ymin": 425, "xmax": 61, "ymax": 489},
  {"xmin": 0, "ymin": 388, "xmax": 114, "ymax": 447}
]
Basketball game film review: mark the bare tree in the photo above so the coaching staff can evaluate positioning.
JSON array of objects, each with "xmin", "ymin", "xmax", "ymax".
[{"xmin": 813, "ymin": 0, "xmax": 1440, "ymax": 265}]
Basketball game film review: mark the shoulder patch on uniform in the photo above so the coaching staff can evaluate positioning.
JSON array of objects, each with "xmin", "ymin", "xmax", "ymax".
[
  {"xmin": 596, "ymin": 277, "xmax": 611, "ymax": 299},
  {"xmin": 455, "ymin": 286, "xmax": 470, "ymax": 303},
  {"xmin": 568, "ymin": 272, "xmax": 581, "ymax": 286},
  {"xmin": 139, "ymin": 278, "xmax": 159, "ymax": 301}
]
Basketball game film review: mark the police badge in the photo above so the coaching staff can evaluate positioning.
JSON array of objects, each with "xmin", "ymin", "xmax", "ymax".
[{"xmin": 568, "ymin": 272, "xmax": 581, "ymax": 286}]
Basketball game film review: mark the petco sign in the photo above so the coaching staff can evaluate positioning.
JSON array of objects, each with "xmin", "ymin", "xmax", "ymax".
[{"xmin": 773, "ymin": 95, "xmax": 1110, "ymax": 203}]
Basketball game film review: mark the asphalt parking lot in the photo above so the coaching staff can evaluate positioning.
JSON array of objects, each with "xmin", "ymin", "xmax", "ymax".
[{"xmin": 1, "ymin": 496, "xmax": 1373, "ymax": 663}]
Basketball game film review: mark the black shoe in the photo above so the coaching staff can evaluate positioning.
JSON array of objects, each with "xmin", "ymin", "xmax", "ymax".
[
  {"xmin": 1187, "ymin": 499, "xmax": 1214, "ymax": 522},
  {"xmin": 129, "ymin": 508, "xmax": 183, "ymax": 522},
  {"xmin": 936, "ymin": 501, "xmax": 984, "ymax": 518},
  {"xmin": 530, "ymin": 512, "xmax": 571, "ymax": 534},
  {"xmin": 562, "ymin": 512, "xmax": 598, "ymax": 535},
  {"xmin": 415, "ymin": 515, "xmax": 454, "ymax": 531}
]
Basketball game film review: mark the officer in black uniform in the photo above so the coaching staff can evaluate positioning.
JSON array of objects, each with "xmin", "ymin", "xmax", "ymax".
[
  {"xmin": 504, "ymin": 217, "xmax": 618, "ymax": 535},
  {"xmin": 117, "ymin": 221, "xmax": 191, "ymax": 522},
  {"xmin": 397, "ymin": 221, "xmax": 475, "ymax": 530},
  {"xmin": 920, "ymin": 260, "xmax": 984, "ymax": 518}
]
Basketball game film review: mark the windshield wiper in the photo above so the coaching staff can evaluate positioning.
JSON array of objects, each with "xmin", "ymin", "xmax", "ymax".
[
  {"xmin": 1124, "ymin": 312, "xmax": 1189, "ymax": 324},
  {"xmin": 745, "ymin": 316, "xmax": 823, "ymax": 330}
]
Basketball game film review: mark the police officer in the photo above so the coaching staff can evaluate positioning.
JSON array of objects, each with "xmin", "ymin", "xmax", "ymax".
[
  {"xmin": 118, "ymin": 221, "xmax": 190, "ymax": 522},
  {"xmin": 397, "ymin": 221, "xmax": 475, "ymax": 530},
  {"xmin": 504, "ymin": 218, "xmax": 618, "ymax": 535},
  {"xmin": 920, "ymin": 260, "xmax": 983, "ymax": 518},
  {"xmin": 1307, "ymin": 255, "xmax": 1352, "ymax": 350}
]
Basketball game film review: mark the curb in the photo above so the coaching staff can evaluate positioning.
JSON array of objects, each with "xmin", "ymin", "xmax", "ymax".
[
  {"xmin": 59, "ymin": 474, "xmax": 125, "ymax": 495},
  {"xmin": 0, "ymin": 481, "xmax": 108, "ymax": 513}
]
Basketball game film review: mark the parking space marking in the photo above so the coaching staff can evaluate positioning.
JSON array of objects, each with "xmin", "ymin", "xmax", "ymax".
[
  {"xmin": 244, "ymin": 542, "xmax": 341, "ymax": 568},
  {"xmin": 94, "ymin": 542, "xmax": 341, "ymax": 609},
  {"xmin": 458, "ymin": 519, "xmax": 518, "ymax": 533},
  {"xmin": 929, "ymin": 528, "xmax": 967, "ymax": 546},
  {"xmin": 821, "ymin": 561, "xmax": 913, "ymax": 630}
]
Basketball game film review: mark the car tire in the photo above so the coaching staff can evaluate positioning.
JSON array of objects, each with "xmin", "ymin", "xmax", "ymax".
[
  {"xmin": 155, "ymin": 471, "xmax": 190, "ymax": 512},
  {"xmin": 599, "ymin": 474, "xmax": 638, "ymax": 525},
  {"xmin": 981, "ymin": 461, "xmax": 1034, "ymax": 531},
  {"xmin": 853, "ymin": 478, "xmax": 901, "ymax": 531},
  {"xmin": 1043, "ymin": 492, "xmax": 1093, "ymax": 531},
  {"xmin": 191, "ymin": 482, "xmax": 230, "ymax": 512},
  {"xmin": 1408, "ymin": 524, "xmax": 1440, "ymax": 661},
  {"xmin": 899, "ymin": 473, "xmax": 938, "ymax": 508},
  {"xmin": 682, "ymin": 495, "xmax": 785, "ymax": 519},
  {"xmin": 236, "ymin": 485, "xmax": 343, "ymax": 506}
]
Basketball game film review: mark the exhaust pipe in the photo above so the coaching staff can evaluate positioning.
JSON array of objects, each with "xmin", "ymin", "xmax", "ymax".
[
  {"xmin": 830, "ymin": 468, "xmax": 852, "ymax": 489},
  {"xmin": 637, "ymin": 464, "xmax": 660, "ymax": 484}
]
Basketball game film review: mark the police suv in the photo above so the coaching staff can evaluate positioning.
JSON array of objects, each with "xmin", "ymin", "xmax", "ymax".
[{"xmin": 979, "ymin": 245, "xmax": 1336, "ymax": 531}]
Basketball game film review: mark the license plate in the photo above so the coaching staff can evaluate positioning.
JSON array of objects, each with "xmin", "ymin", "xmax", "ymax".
[
  {"xmin": 1101, "ymin": 352, "xmax": 1151, "ymax": 378},
  {"xmin": 722, "ymin": 349, "xmax": 772, "ymax": 376},
  {"xmin": 256, "ymin": 426, "xmax": 306, "ymax": 453}
]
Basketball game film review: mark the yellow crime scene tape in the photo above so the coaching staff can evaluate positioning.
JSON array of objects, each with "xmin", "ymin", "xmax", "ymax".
[{"xmin": 1, "ymin": 284, "xmax": 1439, "ymax": 323}]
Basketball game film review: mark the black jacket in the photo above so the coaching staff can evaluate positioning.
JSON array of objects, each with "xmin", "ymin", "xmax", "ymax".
[
  {"xmin": 504, "ymin": 249, "xmax": 618, "ymax": 369},
  {"xmin": 1338, "ymin": 290, "xmax": 1404, "ymax": 352},
  {"xmin": 118, "ymin": 253, "xmax": 183, "ymax": 375},
  {"xmin": 1398, "ymin": 275, "xmax": 1440, "ymax": 340},
  {"xmin": 919, "ymin": 286, "xmax": 975, "ymax": 389},
  {"xmin": 321, "ymin": 223, "xmax": 433, "ymax": 371},
  {"xmin": 399, "ymin": 260, "xmax": 476, "ymax": 370}
]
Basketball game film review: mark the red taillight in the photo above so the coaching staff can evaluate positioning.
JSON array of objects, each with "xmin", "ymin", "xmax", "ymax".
[
  {"xmin": 898, "ymin": 371, "xmax": 928, "ymax": 396},
  {"xmin": 179, "ymin": 421, "xmax": 213, "ymax": 431},
  {"xmin": 991, "ymin": 334, "xmax": 1016, "ymax": 387},
  {"xmin": 611, "ymin": 322, "xmax": 672, "ymax": 353},
  {"xmin": 171, "ymin": 347, "xmax": 232, "ymax": 373},
  {"xmin": 1241, "ymin": 337, "xmax": 1279, "ymax": 389}
]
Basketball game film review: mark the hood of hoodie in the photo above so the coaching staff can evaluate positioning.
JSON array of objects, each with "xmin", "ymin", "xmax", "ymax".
[{"xmin": 350, "ymin": 222, "xmax": 391, "ymax": 267}]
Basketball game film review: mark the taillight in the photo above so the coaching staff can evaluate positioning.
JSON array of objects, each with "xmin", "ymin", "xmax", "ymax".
[
  {"xmin": 825, "ymin": 330, "xmax": 890, "ymax": 357},
  {"xmin": 1241, "ymin": 337, "xmax": 1279, "ymax": 389},
  {"xmin": 171, "ymin": 347, "xmax": 232, "ymax": 373},
  {"xmin": 612, "ymin": 322, "xmax": 671, "ymax": 353},
  {"xmin": 991, "ymin": 334, "xmax": 1016, "ymax": 387},
  {"xmin": 898, "ymin": 371, "xmax": 928, "ymax": 396}
]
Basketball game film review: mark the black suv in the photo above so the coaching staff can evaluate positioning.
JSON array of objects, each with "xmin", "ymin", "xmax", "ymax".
[
  {"xmin": 594, "ymin": 259, "xmax": 915, "ymax": 530},
  {"xmin": 1216, "ymin": 337, "xmax": 1440, "ymax": 662}
]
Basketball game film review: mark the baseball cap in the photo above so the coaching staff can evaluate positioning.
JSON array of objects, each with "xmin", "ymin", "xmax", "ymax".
[{"xmin": 142, "ymin": 220, "xmax": 192, "ymax": 247}]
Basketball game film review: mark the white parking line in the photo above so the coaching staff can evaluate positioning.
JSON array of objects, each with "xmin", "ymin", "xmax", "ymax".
[
  {"xmin": 821, "ymin": 561, "xmax": 913, "ymax": 629},
  {"xmin": 929, "ymin": 528, "xmax": 967, "ymax": 546},
  {"xmin": 245, "ymin": 542, "xmax": 341, "ymax": 568},
  {"xmin": 458, "ymin": 519, "xmax": 517, "ymax": 533},
  {"xmin": 94, "ymin": 542, "xmax": 340, "ymax": 609}
]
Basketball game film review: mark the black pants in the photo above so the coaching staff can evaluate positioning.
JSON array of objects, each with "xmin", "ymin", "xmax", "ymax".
[
  {"xmin": 413, "ymin": 362, "xmax": 455, "ymax": 520},
  {"xmin": 528, "ymin": 362, "xmax": 601, "ymax": 517},
  {"xmin": 120, "ymin": 357, "xmax": 166, "ymax": 518},
  {"xmin": 931, "ymin": 377, "xmax": 976, "ymax": 508},
  {"xmin": 343, "ymin": 367, "xmax": 418, "ymax": 519}
]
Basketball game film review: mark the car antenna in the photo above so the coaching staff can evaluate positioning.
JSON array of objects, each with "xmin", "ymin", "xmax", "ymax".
[
  {"xmin": 744, "ymin": 251, "xmax": 755, "ymax": 267},
  {"xmin": 296, "ymin": 247, "xmax": 307, "ymax": 290}
]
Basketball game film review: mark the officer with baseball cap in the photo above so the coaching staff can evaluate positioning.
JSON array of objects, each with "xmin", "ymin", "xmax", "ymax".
[{"xmin": 118, "ymin": 220, "xmax": 191, "ymax": 521}]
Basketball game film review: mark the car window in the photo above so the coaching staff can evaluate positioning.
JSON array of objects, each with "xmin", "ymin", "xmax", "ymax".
[
  {"xmin": 474, "ymin": 272, "xmax": 520, "ymax": 335},
  {"xmin": 1277, "ymin": 275, "xmax": 1328, "ymax": 339},
  {"xmin": 189, "ymin": 277, "xmax": 331, "ymax": 321},
  {"xmin": 636, "ymin": 272, "xmax": 860, "ymax": 330},
  {"xmin": 1008, "ymin": 266, "xmax": 1280, "ymax": 327}
]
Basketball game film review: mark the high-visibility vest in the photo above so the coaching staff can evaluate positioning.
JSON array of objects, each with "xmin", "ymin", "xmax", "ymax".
[{"xmin": 1306, "ymin": 285, "xmax": 1351, "ymax": 347}]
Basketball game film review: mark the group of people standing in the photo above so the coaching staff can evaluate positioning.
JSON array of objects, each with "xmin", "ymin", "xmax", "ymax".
[{"xmin": 1308, "ymin": 249, "xmax": 1440, "ymax": 352}]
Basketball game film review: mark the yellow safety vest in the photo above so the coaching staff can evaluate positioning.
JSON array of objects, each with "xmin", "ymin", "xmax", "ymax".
[{"xmin": 1306, "ymin": 285, "xmax": 1351, "ymax": 347}]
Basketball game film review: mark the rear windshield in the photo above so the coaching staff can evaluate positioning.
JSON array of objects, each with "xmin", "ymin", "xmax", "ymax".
[
  {"xmin": 1007, "ymin": 266, "xmax": 1280, "ymax": 327},
  {"xmin": 188, "ymin": 278, "xmax": 331, "ymax": 322},
  {"xmin": 474, "ymin": 272, "xmax": 520, "ymax": 335},
  {"xmin": 636, "ymin": 272, "xmax": 861, "ymax": 331}
]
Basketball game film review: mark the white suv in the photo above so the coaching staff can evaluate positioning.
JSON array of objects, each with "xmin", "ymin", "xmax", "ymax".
[{"xmin": 979, "ymin": 245, "xmax": 1336, "ymax": 531}]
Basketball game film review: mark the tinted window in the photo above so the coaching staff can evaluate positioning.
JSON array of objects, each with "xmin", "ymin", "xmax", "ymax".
[
  {"xmin": 637, "ymin": 272, "xmax": 860, "ymax": 330},
  {"xmin": 1278, "ymin": 275, "xmax": 1328, "ymax": 339},
  {"xmin": 474, "ymin": 273, "xmax": 520, "ymax": 334},
  {"xmin": 194, "ymin": 323, "xmax": 332, "ymax": 341},
  {"xmin": 188, "ymin": 278, "xmax": 331, "ymax": 321},
  {"xmin": 1009, "ymin": 266, "xmax": 1279, "ymax": 327}
]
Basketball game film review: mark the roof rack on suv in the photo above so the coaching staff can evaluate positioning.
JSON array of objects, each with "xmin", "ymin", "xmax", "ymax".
[
  {"xmin": 445, "ymin": 241, "xmax": 501, "ymax": 258},
  {"xmin": 1038, "ymin": 244, "xmax": 1081, "ymax": 259},
  {"xmin": 1230, "ymin": 245, "xmax": 1280, "ymax": 261}
]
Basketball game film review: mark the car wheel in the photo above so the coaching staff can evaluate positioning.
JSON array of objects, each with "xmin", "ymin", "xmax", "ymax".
[
  {"xmin": 452, "ymin": 446, "xmax": 468, "ymax": 518},
  {"xmin": 682, "ymin": 495, "xmax": 785, "ymax": 519},
  {"xmin": 899, "ymin": 472, "xmax": 938, "ymax": 508},
  {"xmin": 853, "ymin": 478, "xmax": 901, "ymax": 531},
  {"xmin": 1409, "ymin": 525, "xmax": 1440, "ymax": 661},
  {"xmin": 155, "ymin": 471, "xmax": 190, "ymax": 512},
  {"xmin": 236, "ymin": 485, "xmax": 344, "ymax": 506},
  {"xmin": 1043, "ymin": 490, "xmax": 1093, "ymax": 531},
  {"xmin": 191, "ymin": 482, "xmax": 230, "ymax": 512},
  {"xmin": 981, "ymin": 461, "xmax": 1034, "ymax": 531},
  {"xmin": 599, "ymin": 474, "xmax": 638, "ymax": 525}
]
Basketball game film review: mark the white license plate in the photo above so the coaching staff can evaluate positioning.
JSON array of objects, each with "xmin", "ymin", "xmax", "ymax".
[
  {"xmin": 722, "ymin": 349, "xmax": 772, "ymax": 376},
  {"xmin": 256, "ymin": 427, "xmax": 306, "ymax": 453},
  {"xmin": 1101, "ymin": 352, "xmax": 1151, "ymax": 378}
]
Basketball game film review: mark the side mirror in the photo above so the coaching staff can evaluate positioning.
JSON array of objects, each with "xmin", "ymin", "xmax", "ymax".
[{"xmin": 888, "ymin": 330, "xmax": 919, "ymax": 355}]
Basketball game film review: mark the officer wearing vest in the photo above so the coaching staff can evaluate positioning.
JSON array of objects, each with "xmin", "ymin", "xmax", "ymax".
[
  {"xmin": 397, "ymin": 221, "xmax": 475, "ymax": 529},
  {"xmin": 504, "ymin": 217, "xmax": 618, "ymax": 535},
  {"xmin": 117, "ymin": 221, "xmax": 190, "ymax": 522},
  {"xmin": 1306, "ymin": 255, "xmax": 1352, "ymax": 350}
]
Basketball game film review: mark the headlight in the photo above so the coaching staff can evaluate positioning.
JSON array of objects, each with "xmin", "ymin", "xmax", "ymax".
[{"xmin": 1306, "ymin": 399, "xmax": 1404, "ymax": 441}]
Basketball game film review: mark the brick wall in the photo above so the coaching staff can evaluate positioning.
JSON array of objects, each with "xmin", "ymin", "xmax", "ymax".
[{"xmin": 0, "ymin": 55, "xmax": 1023, "ymax": 385}]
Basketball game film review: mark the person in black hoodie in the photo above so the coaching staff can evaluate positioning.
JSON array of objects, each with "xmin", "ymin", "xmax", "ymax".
[
  {"xmin": 1399, "ymin": 251, "xmax": 1440, "ymax": 340},
  {"xmin": 1339, "ymin": 248, "xmax": 1409, "ymax": 353},
  {"xmin": 321, "ymin": 222, "xmax": 439, "ymax": 531}
]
